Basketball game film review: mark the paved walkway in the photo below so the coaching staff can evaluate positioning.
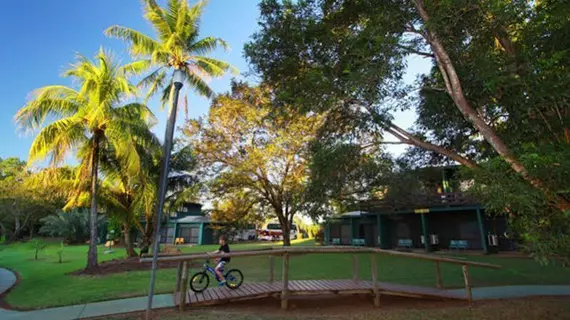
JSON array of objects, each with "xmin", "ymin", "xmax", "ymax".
[
  {"xmin": 1, "ymin": 268, "xmax": 569, "ymax": 320},
  {"xmin": 0, "ymin": 268, "xmax": 17, "ymax": 295}
]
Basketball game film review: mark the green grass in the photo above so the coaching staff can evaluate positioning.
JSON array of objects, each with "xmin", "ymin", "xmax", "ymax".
[{"xmin": 1, "ymin": 239, "xmax": 570, "ymax": 310}]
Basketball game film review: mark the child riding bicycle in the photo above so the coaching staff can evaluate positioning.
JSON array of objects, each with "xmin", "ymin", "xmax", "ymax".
[{"xmin": 209, "ymin": 235, "xmax": 230, "ymax": 285}]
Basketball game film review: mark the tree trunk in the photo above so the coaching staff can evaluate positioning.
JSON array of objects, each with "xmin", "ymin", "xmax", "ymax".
[
  {"xmin": 412, "ymin": 0, "xmax": 570, "ymax": 210},
  {"xmin": 142, "ymin": 218, "xmax": 154, "ymax": 248},
  {"xmin": 13, "ymin": 212, "xmax": 20, "ymax": 240},
  {"xmin": 123, "ymin": 223, "xmax": 137, "ymax": 258},
  {"xmin": 86, "ymin": 135, "xmax": 100, "ymax": 270},
  {"xmin": 282, "ymin": 222, "xmax": 291, "ymax": 246},
  {"xmin": 364, "ymin": 105, "xmax": 479, "ymax": 168}
]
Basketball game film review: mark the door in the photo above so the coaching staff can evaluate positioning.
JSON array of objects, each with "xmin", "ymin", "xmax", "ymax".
[{"xmin": 179, "ymin": 226, "xmax": 200, "ymax": 244}]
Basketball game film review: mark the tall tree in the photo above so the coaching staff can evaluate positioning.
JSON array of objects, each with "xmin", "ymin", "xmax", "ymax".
[
  {"xmin": 245, "ymin": 0, "xmax": 569, "ymax": 209},
  {"xmin": 183, "ymin": 82, "xmax": 321, "ymax": 245},
  {"xmin": 15, "ymin": 49, "xmax": 157, "ymax": 270}
]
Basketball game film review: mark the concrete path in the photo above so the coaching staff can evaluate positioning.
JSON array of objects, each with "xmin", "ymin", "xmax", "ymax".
[
  {"xmin": 0, "ymin": 268, "xmax": 17, "ymax": 295},
  {"xmin": 1, "ymin": 294, "xmax": 175, "ymax": 320},
  {"xmin": 1, "ymin": 267, "xmax": 569, "ymax": 320}
]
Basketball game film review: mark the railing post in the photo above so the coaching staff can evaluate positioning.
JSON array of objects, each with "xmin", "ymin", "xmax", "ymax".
[
  {"xmin": 462, "ymin": 264, "xmax": 473, "ymax": 304},
  {"xmin": 281, "ymin": 252, "xmax": 290, "ymax": 310},
  {"xmin": 269, "ymin": 255, "xmax": 275, "ymax": 283},
  {"xmin": 352, "ymin": 254, "xmax": 359, "ymax": 282},
  {"xmin": 175, "ymin": 261, "xmax": 183, "ymax": 292},
  {"xmin": 435, "ymin": 261, "xmax": 443, "ymax": 289},
  {"xmin": 371, "ymin": 253, "xmax": 380, "ymax": 308},
  {"xmin": 179, "ymin": 261, "xmax": 189, "ymax": 311}
]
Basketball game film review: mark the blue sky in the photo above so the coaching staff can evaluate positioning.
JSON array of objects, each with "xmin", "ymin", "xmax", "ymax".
[{"xmin": 0, "ymin": 0, "xmax": 430, "ymax": 163}]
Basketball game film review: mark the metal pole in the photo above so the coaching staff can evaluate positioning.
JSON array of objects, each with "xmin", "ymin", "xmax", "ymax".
[{"xmin": 146, "ymin": 69, "xmax": 184, "ymax": 319}]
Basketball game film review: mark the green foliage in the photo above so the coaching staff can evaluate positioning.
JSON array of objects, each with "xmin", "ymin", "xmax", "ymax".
[
  {"xmin": 247, "ymin": 0, "xmax": 570, "ymax": 262},
  {"xmin": 0, "ymin": 162, "xmax": 67, "ymax": 241},
  {"xmin": 57, "ymin": 241, "xmax": 65, "ymax": 263},
  {"xmin": 466, "ymin": 146, "xmax": 570, "ymax": 265},
  {"xmin": 39, "ymin": 209, "xmax": 105, "ymax": 244},
  {"xmin": 16, "ymin": 49, "xmax": 159, "ymax": 268},
  {"xmin": 29, "ymin": 238, "xmax": 47, "ymax": 260},
  {"xmin": 0, "ymin": 157, "xmax": 26, "ymax": 181},
  {"xmin": 105, "ymin": 0, "xmax": 236, "ymax": 106},
  {"xmin": 183, "ymin": 82, "xmax": 322, "ymax": 243}
]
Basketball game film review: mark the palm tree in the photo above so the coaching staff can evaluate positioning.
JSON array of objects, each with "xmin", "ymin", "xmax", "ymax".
[
  {"xmin": 105, "ymin": 0, "xmax": 237, "ymax": 105},
  {"xmin": 106, "ymin": 0, "xmax": 235, "ymax": 257},
  {"xmin": 15, "ymin": 49, "xmax": 157, "ymax": 270}
]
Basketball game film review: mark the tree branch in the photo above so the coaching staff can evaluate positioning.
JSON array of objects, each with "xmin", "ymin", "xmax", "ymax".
[{"xmin": 396, "ymin": 44, "xmax": 434, "ymax": 58}]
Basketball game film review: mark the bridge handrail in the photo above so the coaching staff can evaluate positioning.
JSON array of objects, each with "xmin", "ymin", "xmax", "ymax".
[{"xmin": 139, "ymin": 245, "xmax": 500, "ymax": 269}]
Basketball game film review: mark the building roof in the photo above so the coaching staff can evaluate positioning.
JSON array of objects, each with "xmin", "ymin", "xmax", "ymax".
[
  {"xmin": 331, "ymin": 210, "xmax": 368, "ymax": 219},
  {"xmin": 176, "ymin": 215, "xmax": 211, "ymax": 224}
]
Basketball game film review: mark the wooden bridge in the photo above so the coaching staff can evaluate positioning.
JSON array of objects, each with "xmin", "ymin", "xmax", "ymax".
[{"xmin": 141, "ymin": 246, "xmax": 501, "ymax": 311}]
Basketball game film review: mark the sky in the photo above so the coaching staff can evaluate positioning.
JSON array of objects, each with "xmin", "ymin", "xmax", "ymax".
[{"xmin": 0, "ymin": 0, "xmax": 431, "ymax": 163}]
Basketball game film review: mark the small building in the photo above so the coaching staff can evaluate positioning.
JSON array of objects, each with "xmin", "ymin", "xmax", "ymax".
[
  {"xmin": 146, "ymin": 202, "xmax": 222, "ymax": 245},
  {"xmin": 324, "ymin": 166, "xmax": 515, "ymax": 253}
]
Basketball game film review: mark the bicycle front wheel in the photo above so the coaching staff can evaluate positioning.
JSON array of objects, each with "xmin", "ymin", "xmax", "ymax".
[
  {"xmin": 224, "ymin": 269, "xmax": 244, "ymax": 289},
  {"xmin": 189, "ymin": 272, "xmax": 210, "ymax": 293}
]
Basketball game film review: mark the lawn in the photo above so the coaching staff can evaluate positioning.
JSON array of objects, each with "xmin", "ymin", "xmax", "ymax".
[{"xmin": 1, "ymin": 239, "xmax": 570, "ymax": 310}]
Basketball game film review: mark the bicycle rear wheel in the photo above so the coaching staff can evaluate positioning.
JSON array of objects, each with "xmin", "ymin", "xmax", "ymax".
[
  {"xmin": 189, "ymin": 272, "xmax": 210, "ymax": 293},
  {"xmin": 224, "ymin": 269, "xmax": 243, "ymax": 289}
]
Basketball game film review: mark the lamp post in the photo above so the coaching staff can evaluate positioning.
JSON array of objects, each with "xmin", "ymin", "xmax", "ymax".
[{"xmin": 146, "ymin": 69, "xmax": 184, "ymax": 319}]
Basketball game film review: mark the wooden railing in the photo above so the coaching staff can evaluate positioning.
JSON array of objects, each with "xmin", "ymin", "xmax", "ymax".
[
  {"xmin": 141, "ymin": 246, "xmax": 500, "ymax": 310},
  {"xmin": 360, "ymin": 192, "xmax": 479, "ymax": 212}
]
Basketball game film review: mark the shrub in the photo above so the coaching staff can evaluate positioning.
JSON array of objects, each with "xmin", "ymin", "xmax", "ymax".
[
  {"xmin": 30, "ymin": 238, "xmax": 46, "ymax": 260},
  {"xmin": 57, "ymin": 241, "xmax": 65, "ymax": 263},
  {"xmin": 39, "ymin": 209, "xmax": 105, "ymax": 244}
]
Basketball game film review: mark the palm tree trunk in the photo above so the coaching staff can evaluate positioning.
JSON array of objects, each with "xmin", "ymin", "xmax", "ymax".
[
  {"xmin": 123, "ymin": 223, "xmax": 137, "ymax": 258},
  {"xmin": 86, "ymin": 135, "xmax": 100, "ymax": 270},
  {"xmin": 141, "ymin": 218, "xmax": 154, "ymax": 250}
]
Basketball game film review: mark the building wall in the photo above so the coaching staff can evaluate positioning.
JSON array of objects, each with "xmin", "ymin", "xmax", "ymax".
[
  {"xmin": 178, "ymin": 224, "xmax": 200, "ymax": 244},
  {"xmin": 429, "ymin": 211, "xmax": 482, "ymax": 250}
]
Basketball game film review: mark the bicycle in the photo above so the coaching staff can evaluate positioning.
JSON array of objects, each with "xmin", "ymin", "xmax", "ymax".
[{"xmin": 189, "ymin": 259, "xmax": 244, "ymax": 293}]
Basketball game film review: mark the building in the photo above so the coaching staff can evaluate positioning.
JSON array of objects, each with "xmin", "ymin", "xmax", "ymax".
[
  {"xmin": 142, "ymin": 202, "xmax": 221, "ymax": 245},
  {"xmin": 324, "ymin": 166, "xmax": 515, "ymax": 253}
]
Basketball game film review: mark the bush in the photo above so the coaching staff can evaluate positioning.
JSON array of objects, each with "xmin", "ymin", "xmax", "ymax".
[
  {"xmin": 314, "ymin": 226, "xmax": 324, "ymax": 244},
  {"xmin": 57, "ymin": 241, "xmax": 65, "ymax": 263},
  {"xmin": 29, "ymin": 238, "xmax": 46, "ymax": 260},
  {"xmin": 39, "ymin": 209, "xmax": 105, "ymax": 244}
]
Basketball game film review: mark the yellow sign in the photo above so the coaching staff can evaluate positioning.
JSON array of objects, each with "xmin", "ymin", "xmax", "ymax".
[{"xmin": 414, "ymin": 208, "xmax": 430, "ymax": 214}]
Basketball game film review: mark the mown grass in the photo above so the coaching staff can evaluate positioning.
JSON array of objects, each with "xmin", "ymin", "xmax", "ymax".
[{"xmin": 1, "ymin": 238, "xmax": 569, "ymax": 309}]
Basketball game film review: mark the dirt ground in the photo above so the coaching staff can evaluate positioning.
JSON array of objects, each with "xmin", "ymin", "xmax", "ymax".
[
  {"xmin": 70, "ymin": 257, "xmax": 200, "ymax": 276},
  {"xmin": 93, "ymin": 295, "xmax": 570, "ymax": 320}
]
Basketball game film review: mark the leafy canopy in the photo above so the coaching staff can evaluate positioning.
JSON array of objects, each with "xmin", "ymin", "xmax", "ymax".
[{"xmin": 105, "ymin": 0, "xmax": 237, "ymax": 104}]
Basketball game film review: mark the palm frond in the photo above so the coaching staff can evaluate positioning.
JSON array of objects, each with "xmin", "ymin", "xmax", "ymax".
[
  {"xmin": 192, "ymin": 56, "xmax": 236, "ymax": 77},
  {"xmin": 105, "ymin": 124, "xmax": 142, "ymax": 177},
  {"xmin": 184, "ymin": 69, "xmax": 214, "ymax": 98},
  {"xmin": 15, "ymin": 86, "xmax": 82, "ymax": 130},
  {"xmin": 105, "ymin": 26, "xmax": 160, "ymax": 57},
  {"xmin": 166, "ymin": 0, "xmax": 184, "ymax": 30},
  {"xmin": 189, "ymin": 37, "xmax": 230, "ymax": 55},
  {"xmin": 144, "ymin": 0, "xmax": 173, "ymax": 41},
  {"xmin": 183, "ymin": 0, "xmax": 209, "ymax": 37},
  {"xmin": 160, "ymin": 82, "xmax": 174, "ymax": 109},
  {"xmin": 138, "ymin": 67, "xmax": 167, "ymax": 101},
  {"xmin": 114, "ymin": 102, "xmax": 157, "ymax": 126},
  {"xmin": 120, "ymin": 59, "xmax": 153, "ymax": 76},
  {"xmin": 28, "ymin": 116, "xmax": 87, "ymax": 166}
]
